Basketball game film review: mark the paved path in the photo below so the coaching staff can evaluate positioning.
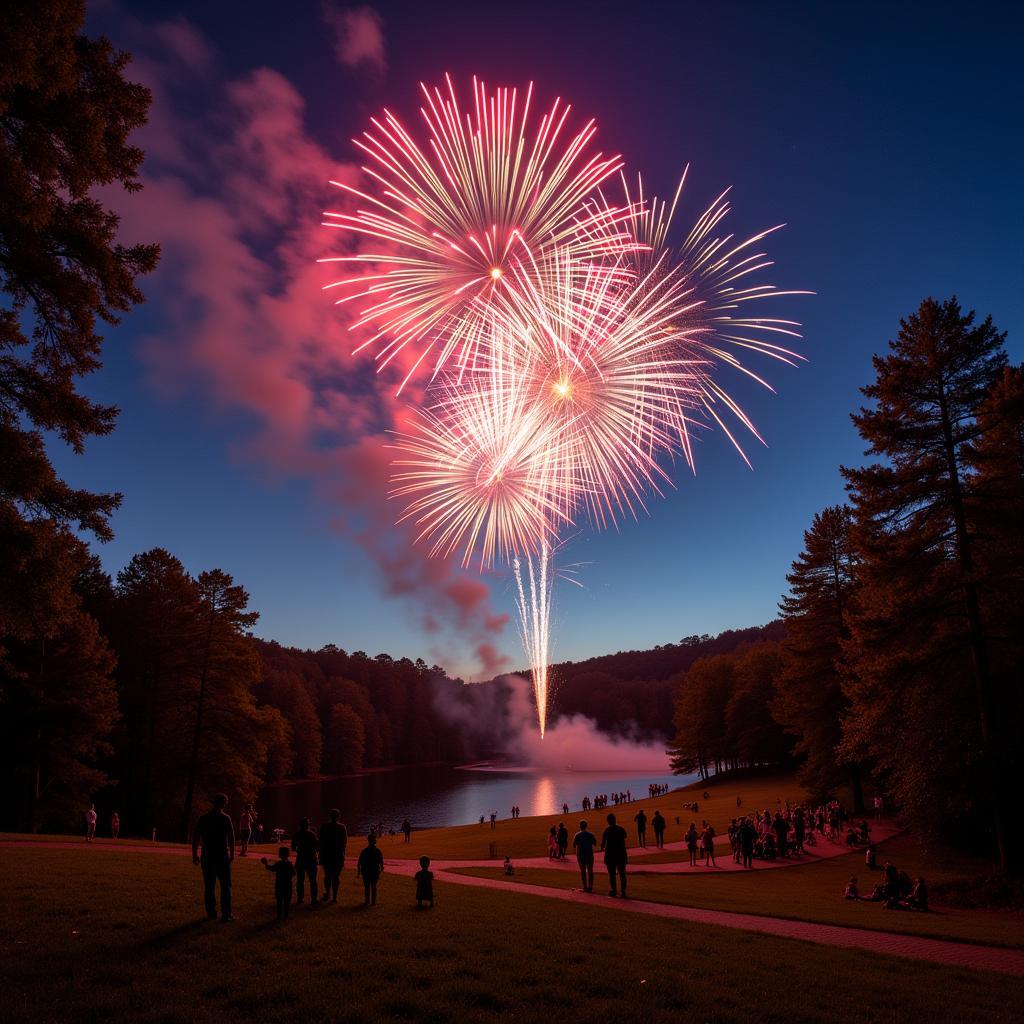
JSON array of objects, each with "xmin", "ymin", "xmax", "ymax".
[
  {"xmin": 5, "ymin": 834, "xmax": 1021, "ymax": 977},
  {"xmin": 421, "ymin": 868, "xmax": 1024, "ymax": 976}
]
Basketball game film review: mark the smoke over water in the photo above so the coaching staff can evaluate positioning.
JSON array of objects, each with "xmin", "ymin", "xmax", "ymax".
[{"xmin": 435, "ymin": 674, "xmax": 670, "ymax": 772}]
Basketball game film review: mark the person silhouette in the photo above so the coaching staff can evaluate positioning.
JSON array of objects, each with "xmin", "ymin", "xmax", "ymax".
[
  {"xmin": 557, "ymin": 821, "xmax": 569, "ymax": 859},
  {"xmin": 651, "ymin": 810, "xmax": 666, "ymax": 849},
  {"xmin": 401, "ymin": 818, "xmax": 412, "ymax": 843},
  {"xmin": 85, "ymin": 804, "xmax": 97, "ymax": 842},
  {"xmin": 572, "ymin": 820, "xmax": 597, "ymax": 892},
  {"xmin": 261, "ymin": 846, "xmax": 296, "ymax": 920},
  {"xmin": 633, "ymin": 809, "xmax": 648, "ymax": 848},
  {"xmin": 319, "ymin": 809, "xmax": 348, "ymax": 903},
  {"xmin": 192, "ymin": 793, "xmax": 235, "ymax": 922},
  {"xmin": 357, "ymin": 833, "xmax": 384, "ymax": 906},
  {"xmin": 415, "ymin": 856, "xmax": 434, "ymax": 908},
  {"xmin": 291, "ymin": 817, "xmax": 319, "ymax": 904},
  {"xmin": 600, "ymin": 813, "xmax": 628, "ymax": 898}
]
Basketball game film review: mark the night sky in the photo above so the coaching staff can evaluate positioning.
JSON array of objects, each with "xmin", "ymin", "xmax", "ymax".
[{"xmin": 62, "ymin": 0, "xmax": 1023, "ymax": 677}]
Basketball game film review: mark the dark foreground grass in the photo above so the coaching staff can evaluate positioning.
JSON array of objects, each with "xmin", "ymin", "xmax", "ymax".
[
  {"xmin": 0, "ymin": 847, "xmax": 1021, "ymax": 1024},
  {"xmin": 453, "ymin": 834, "xmax": 1024, "ymax": 950}
]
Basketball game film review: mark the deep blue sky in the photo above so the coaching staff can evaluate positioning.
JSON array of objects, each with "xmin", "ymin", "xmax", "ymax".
[{"xmin": 65, "ymin": 1, "xmax": 1023, "ymax": 675}]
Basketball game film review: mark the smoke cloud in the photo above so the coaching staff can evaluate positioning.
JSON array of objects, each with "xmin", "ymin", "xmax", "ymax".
[
  {"xmin": 99, "ymin": 9, "xmax": 513, "ymax": 676},
  {"xmin": 434, "ymin": 675, "xmax": 669, "ymax": 771}
]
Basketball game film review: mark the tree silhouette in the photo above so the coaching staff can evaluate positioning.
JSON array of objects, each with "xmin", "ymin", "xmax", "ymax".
[
  {"xmin": 841, "ymin": 297, "xmax": 1014, "ymax": 870},
  {"xmin": 775, "ymin": 505, "xmax": 863, "ymax": 806}
]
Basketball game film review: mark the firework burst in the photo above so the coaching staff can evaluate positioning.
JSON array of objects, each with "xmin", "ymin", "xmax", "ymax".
[
  {"xmin": 326, "ymin": 79, "xmax": 806, "ymax": 737},
  {"xmin": 320, "ymin": 75, "xmax": 635, "ymax": 390}
]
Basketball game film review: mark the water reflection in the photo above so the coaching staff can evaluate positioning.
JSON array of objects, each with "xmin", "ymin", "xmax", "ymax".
[{"xmin": 258, "ymin": 765, "xmax": 693, "ymax": 836}]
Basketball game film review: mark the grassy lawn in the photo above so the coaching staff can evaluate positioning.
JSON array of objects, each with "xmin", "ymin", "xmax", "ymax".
[
  {"xmin": 372, "ymin": 769, "xmax": 815, "ymax": 861},
  {"xmin": 1, "ymin": 846, "xmax": 1021, "ymax": 1024},
  {"xmin": 451, "ymin": 833, "xmax": 1024, "ymax": 949}
]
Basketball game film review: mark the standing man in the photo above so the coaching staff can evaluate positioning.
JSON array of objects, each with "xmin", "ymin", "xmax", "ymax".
[
  {"xmin": 85, "ymin": 803, "xmax": 97, "ymax": 842},
  {"xmin": 291, "ymin": 817, "xmax": 320, "ymax": 905},
  {"xmin": 401, "ymin": 818, "xmax": 412, "ymax": 843},
  {"xmin": 110, "ymin": 811, "xmax": 120, "ymax": 840},
  {"xmin": 651, "ymin": 810, "xmax": 666, "ymax": 849},
  {"xmin": 357, "ymin": 833, "xmax": 385, "ymax": 907},
  {"xmin": 192, "ymin": 793, "xmax": 235, "ymax": 922},
  {"xmin": 633, "ymin": 808, "xmax": 648, "ymax": 848},
  {"xmin": 600, "ymin": 813, "xmax": 629, "ymax": 898},
  {"xmin": 572, "ymin": 820, "xmax": 597, "ymax": 892},
  {"xmin": 556, "ymin": 821, "xmax": 569, "ymax": 859},
  {"xmin": 739, "ymin": 816, "xmax": 756, "ymax": 869},
  {"xmin": 319, "ymin": 809, "xmax": 348, "ymax": 904}
]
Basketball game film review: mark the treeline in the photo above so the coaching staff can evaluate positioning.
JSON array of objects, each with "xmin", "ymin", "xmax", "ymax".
[
  {"xmin": 669, "ymin": 298, "xmax": 1023, "ymax": 873},
  {"xmin": 543, "ymin": 622, "xmax": 784, "ymax": 741}
]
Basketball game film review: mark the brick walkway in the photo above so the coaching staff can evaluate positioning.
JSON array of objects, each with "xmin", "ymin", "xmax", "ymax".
[{"xmin": 422, "ymin": 868, "xmax": 1024, "ymax": 976}]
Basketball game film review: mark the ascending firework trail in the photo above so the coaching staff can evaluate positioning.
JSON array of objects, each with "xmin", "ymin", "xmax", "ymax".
[{"xmin": 322, "ymin": 76, "xmax": 807, "ymax": 736}]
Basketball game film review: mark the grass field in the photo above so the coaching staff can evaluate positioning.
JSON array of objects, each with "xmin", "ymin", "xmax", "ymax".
[
  {"xmin": 369, "ymin": 769, "xmax": 818, "ymax": 861},
  {"xmin": 1, "ymin": 845, "xmax": 1021, "ymax": 1024},
  {"xmin": 451, "ymin": 832, "xmax": 1024, "ymax": 949}
]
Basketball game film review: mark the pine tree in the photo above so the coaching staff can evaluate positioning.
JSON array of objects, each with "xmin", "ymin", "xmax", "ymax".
[
  {"xmin": 0, "ymin": 529, "xmax": 117, "ymax": 831},
  {"xmin": 0, "ymin": 0, "xmax": 157, "ymax": 549},
  {"xmin": 179, "ymin": 570, "xmax": 260, "ymax": 839},
  {"xmin": 111, "ymin": 550, "xmax": 199, "ymax": 834},
  {"xmin": 841, "ymin": 297, "xmax": 1014, "ymax": 871},
  {"xmin": 774, "ymin": 505, "xmax": 863, "ymax": 805}
]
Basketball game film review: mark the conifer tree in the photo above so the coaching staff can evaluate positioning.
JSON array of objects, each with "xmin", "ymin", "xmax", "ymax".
[
  {"xmin": 841, "ymin": 297, "xmax": 1014, "ymax": 870},
  {"xmin": 774, "ymin": 505, "xmax": 862, "ymax": 805}
]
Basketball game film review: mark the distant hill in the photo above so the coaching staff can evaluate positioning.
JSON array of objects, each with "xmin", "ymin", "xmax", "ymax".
[{"xmin": 501, "ymin": 621, "xmax": 786, "ymax": 741}]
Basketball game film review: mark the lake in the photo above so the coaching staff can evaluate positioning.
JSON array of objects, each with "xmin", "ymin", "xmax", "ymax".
[{"xmin": 257, "ymin": 764, "xmax": 694, "ymax": 835}]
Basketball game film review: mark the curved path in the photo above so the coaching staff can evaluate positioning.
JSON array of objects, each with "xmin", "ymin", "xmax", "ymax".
[{"xmin": 4, "ymin": 831, "xmax": 1020, "ymax": 977}]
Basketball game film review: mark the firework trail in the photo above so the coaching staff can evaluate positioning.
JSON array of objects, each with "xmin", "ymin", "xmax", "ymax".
[
  {"xmin": 327, "ymin": 79, "xmax": 805, "ymax": 736},
  {"xmin": 513, "ymin": 542, "xmax": 553, "ymax": 739}
]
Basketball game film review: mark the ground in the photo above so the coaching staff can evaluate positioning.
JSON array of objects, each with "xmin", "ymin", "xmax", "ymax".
[
  {"xmin": 4, "ymin": 771, "xmax": 1022, "ymax": 1023},
  {"xmin": 2, "ymin": 846, "xmax": 1022, "ymax": 1024}
]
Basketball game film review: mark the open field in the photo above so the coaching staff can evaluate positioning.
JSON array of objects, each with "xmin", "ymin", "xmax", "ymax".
[
  {"xmin": 1, "ymin": 845, "xmax": 1022, "ymax": 1024},
  {"xmin": 451, "ymin": 832, "xmax": 1024, "ymax": 949},
  {"xmin": 369, "ymin": 769, "xmax": 817, "ymax": 860}
]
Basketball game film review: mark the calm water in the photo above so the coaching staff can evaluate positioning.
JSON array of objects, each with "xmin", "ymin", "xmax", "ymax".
[{"xmin": 257, "ymin": 765, "xmax": 695, "ymax": 836}]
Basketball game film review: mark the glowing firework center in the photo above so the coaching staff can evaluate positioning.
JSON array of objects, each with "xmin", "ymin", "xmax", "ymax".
[{"xmin": 323, "ymin": 77, "xmax": 805, "ymax": 736}]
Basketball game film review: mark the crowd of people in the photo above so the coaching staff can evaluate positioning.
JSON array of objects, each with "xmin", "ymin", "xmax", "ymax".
[
  {"xmin": 96, "ymin": 785, "xmax": 921, "ymax": 922},
  {"xmin": 189, "ymin": 794, "xmax": 434, "ymax": 923}
]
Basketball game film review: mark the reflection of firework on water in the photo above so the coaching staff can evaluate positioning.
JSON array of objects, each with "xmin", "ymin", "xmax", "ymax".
[{"xmin": 327, "ymin": 79, "xmax": 806, "ymax": 737}]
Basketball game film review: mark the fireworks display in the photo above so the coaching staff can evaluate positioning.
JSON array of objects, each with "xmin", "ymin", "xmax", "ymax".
[{"xmin": 325, "ymin": 78, "xmax": 805, "ymax": 737}]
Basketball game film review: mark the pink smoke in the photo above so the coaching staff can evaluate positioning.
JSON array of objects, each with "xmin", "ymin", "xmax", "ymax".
[{"xmin": 104, "ymin": 12, "xmax": 512, "ymax": 675}]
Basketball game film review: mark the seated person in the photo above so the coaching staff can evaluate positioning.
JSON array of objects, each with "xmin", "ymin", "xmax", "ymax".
[
  {"xmin": 843, "ymin": 876, "xmax": 860, "ymax": 900},
  {"xmin": 845, "ymin": 828, "xmax": 860, "ymax": 847},
  {"xmin": 903, "ymin": 876, "xmax": 928, "ymax": 911},
  {"xmin": 864, "ymin": 883, "xmax": 886, "ymax": 902}
]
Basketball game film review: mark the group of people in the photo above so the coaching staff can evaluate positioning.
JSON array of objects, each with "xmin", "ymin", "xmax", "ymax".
[
  {"xmin": 190, "ymin": 794, "xmax": 434, "ymax": 923},
  {"xmin": 580, "ymin": 791, "xmax": 629, "ymax": 812},
  {"xmin": 648, "ymin": 783, "xmax": 669, "ymax": 798},
  {"xmin": 83, "ymin": 804, "xmax": 120, "ymax": 841},
  {"xmin": 844, "ymin": 859, "xmax": 928, "ymax": 911},
  {"xmin": 631, "ymin": 809, "xmax": 667, "ymax": 848},
  {"xmin": 566, "ymin": 815, "xmax": 631, "ymax": 897}
]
